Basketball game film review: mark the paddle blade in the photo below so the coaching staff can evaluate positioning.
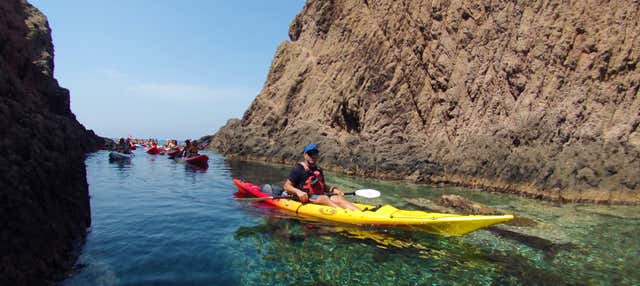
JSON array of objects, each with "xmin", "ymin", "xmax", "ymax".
[{"xmin": 354, "ymin": 189, "xmax": 381, "ymax": 199}]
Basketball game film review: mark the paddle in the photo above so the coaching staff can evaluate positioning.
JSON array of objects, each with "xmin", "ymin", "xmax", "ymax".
[{"xmin": 235, "ymin": 188, "xmax": 381, "ymax": 201}]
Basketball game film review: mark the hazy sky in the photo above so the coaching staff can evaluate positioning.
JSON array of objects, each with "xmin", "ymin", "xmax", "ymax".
[{"xmin": 29, "ymin": 1, "xmax": 305, "ymax": 140}]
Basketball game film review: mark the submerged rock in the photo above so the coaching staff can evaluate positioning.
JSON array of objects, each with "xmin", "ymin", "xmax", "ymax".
[
  {"xmin": 404, "ymin": 197, "xmax": 451, "ymax": 214},
  {"xmin": 406, "ymin": 194, "xmax": 573, "ymax": 256},
  {"xmin": 503, "ymin": 216, "xmax": 538, "ymax": 228},
  {"xmin": 434, "ymin": 194, "xmax": 502, "ymax": 215},
  {"xmin": 488, "ymin": 227, "xmax": 574, "ymax": 258},
  {"xmin": 209, "ymin": 0, "xmax": 640, "ymax": 204},
  {"xmin": 0, "ymin": 1, "xmax": 104, "ymax": 284}
]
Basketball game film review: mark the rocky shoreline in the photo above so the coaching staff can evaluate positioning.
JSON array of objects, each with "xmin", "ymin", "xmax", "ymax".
[
  {"xmin": 1, "ymin": 1, "xmax": 105, "ymax": 284},
  {"xmin": 209, "ymin": 0, "xmax": 640, "ymax": 205},
  {"xmin": 212, "ymin": 153, "xmax": 640, "ymax": 206}
]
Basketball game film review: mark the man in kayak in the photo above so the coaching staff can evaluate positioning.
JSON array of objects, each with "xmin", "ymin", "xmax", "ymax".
[
  {"xmin": 181, "ymin": 140, "xmax": 191, "ymax": 157},
  {"xmin": 125, "ymin": 138, "xmax": 134, "ymax": 151},
  {"xmin": 187, "ymin": 140, "xmax": 199, "ymax": 157},
  {"xmin": 283, "ymin": 144, "xmax": 360, "ymax": 211},
  {"xmin": 168, "ymin": 140, "xmax": 179, "ymax": 150},
  {"xmin": 116, "ymin": 138, "xmax": 131, "ymax": 154},
  {"xmin": 181, "ymin": 139, "xmax": 199, "ymax": 157}
]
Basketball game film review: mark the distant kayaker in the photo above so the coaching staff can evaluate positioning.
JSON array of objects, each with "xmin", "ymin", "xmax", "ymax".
[
  {"xmin": 186, "ymin": 140, "xmax": 199, "ymax": 157},
  {"xmin": 125, "ymin": 138, "xmax": 134, "ymax": 151},
  {"xmin": 164, "ymin": 139, "xmax": 176, "ymax": 150},
  {"xmin": 283, "ymin": 144, "xmax": 360, "ymax": 211},
  {"xmin": 181, "ymin": 140, "xmax": 191, "ymax": 157},
  {"xmin": 181, "ymin": 139, "xmax": 198, "ymax": 157},
  {"xmin": 168, "ymin": 140, "xmax": 179, "ymax": 150},
  {"xmin": 116, "ymin": 138, "xmax": 131, "ymax": 154}
]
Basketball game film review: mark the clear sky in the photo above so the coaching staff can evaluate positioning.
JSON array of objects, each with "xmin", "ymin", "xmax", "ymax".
[{"xmin": 29, "ymin": 1, "xmax": 305, "ymax": 140}]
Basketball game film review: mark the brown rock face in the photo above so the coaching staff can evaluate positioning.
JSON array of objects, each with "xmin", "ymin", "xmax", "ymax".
[
  {"xmin": 210, "ymin": 0, "xmax": 640, "ymax": 204},
  {"xmin": 0, "ymin": 1, "xmax": 104, "ymax": 284}
]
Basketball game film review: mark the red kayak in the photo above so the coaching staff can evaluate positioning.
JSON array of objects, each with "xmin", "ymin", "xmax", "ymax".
[
  {"xmin": 167, "ymin": 148, "xmax": 182, "ymax": 158},
  {"xmin": 185, "ymin": 154, "xmax": 208, "ymax": 167},
  {"xmin": 146, "ymin": 146, "xmax": 160, "ymax": 154}
]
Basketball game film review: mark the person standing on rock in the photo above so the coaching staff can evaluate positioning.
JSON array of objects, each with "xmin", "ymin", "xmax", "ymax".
[{"xmin": 283, "ymin": 144, "xmax": 360, "ymax": 211}]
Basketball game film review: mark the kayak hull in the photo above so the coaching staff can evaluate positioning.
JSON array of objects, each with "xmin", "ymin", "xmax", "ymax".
[
  {"xmin": 109, "ymin": 151, "xmax": 133, "ymax": 161},
  {"xmin": 233, "ymin": 179, "xmax": 513, "ymax": 236},
  {"xmin": 167, "ymin": 149, "xmax": 181, "ymax": 159},
  {"xmin": 185, "ymin": 154, "xmax": 208, "ymax": 167},
  {"xmin": 146, "ymin": 146, "xmax": 160, "ymax": 154}
]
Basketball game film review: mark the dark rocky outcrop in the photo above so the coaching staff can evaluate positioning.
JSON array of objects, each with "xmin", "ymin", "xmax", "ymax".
[
  {"xmin": 0, "ymin": 1, "xmax": 104, "ymax": 284},
  {"xmin": 210, "ymin": 0, "xmax": 640, "ymax": 204}
]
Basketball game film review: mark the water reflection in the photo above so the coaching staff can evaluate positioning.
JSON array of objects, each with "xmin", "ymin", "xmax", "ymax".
[
  {"xmin": 185, "ymin": 163, "xmax": 208, "ymax": 173},
  {"xmin": 108, "ymin": 159, "xmax": 131, "ymax": 169},
  {"xmin": 226, "ymin": 160, "xmax": 290, "ymax": 186},
  {"xmin": 224, "ymin": 157, "xmax": 640, "ymax": 285},
  {"xmin": 73, "ymin": 151, "xmax": 640, "ymax": 285},
  {"xmin": 107, "ymin": 154, "xmax": 132, "ymax": 180},
  {"xmin": 232, "ymin": 207, "xmax": 569, "ymax": 285}
]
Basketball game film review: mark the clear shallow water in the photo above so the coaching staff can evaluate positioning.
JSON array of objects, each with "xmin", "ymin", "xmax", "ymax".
[{"xmin": 64, "ymin": 150, "xmax": 640, "ymax": 285}]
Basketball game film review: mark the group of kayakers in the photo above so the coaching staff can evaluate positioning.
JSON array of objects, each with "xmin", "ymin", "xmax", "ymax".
[
  {"xmin": 161, "ymin": 139, "xmax": 200, "ymax": 158},
  {"xmin": 181, "ymin": 139, "xmax": 200, "ymax": 157},
  {"xmin": 159, "ymin": 139, "xmax": 202, "ymax": 158},
  {"xmin": 114, "ymin": 139, "xmax": 355, "ymax": 208},
  {"xmin": 163, "ymin": 140, "xmax": 179, "ymax": 150},
  {"xmin": 124, "ymin": 138, "xmax": 146, "ymax": 146},
  {"xmin": 115, "ymin": 138, "xmax": 133, "ymax": 154},
  {"xmin": 107, "ymin": 136, "xmax": 212, "ymax": 169},
  {"xmin": 111, "ymin": 138, "xmax": 205, "ymax": 158}
]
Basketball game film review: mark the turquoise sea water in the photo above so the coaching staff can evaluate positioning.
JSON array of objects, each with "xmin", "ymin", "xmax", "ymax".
[{"xmin": 63, "ymin": 149, "xmax": 640, "ymax": 285}]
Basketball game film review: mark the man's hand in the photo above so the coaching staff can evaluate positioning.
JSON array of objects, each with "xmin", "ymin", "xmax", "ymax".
[
  {"xmin": 296, "ymin": 190, "xmax": 309, "ymax": 203},
  {"xmin": 332, "ymin": 188, "xmax": 345, "ymax": 196}
]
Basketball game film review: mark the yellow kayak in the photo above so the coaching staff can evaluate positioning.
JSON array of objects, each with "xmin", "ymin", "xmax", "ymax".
[{"xmin": 234, "ymin": 179, "xmax": 514, "ymax": 236}]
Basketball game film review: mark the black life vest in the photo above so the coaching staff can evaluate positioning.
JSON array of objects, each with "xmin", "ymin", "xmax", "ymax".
[{"xmin": 298, "ymin": 162, "xmax": 325, "ymax": 196}]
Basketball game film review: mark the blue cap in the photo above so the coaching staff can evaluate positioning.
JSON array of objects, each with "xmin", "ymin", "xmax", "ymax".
[{"xmin": 304, "ymin": 144, "xmax": 318, "ymax": 154}]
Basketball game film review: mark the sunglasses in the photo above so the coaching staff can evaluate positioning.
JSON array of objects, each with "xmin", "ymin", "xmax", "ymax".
[{"xmin": 306, "ymin": 150, "xmax": 319, "ymax": 156}]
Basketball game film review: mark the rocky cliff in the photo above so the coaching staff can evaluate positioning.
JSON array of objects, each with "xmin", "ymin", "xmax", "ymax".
[
  {"xmin": 0, "ymin": 0, "xmax": 104, "ymax": 284},
  {"xmin": 210, "ymin": 0, "xmax": 640, "ymax": 204}
]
